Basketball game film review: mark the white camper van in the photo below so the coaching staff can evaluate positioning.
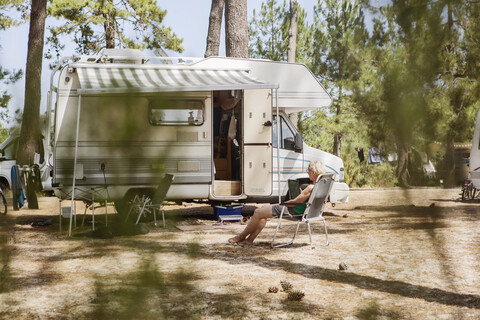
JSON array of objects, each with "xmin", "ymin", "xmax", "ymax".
[
  {"xmin": 49, "ymin": 49, "xmax": 348, "ymax": 210},
  {"xmin": 466, "ymin": 108, "xmax": 480, "ymax": 191},
  {"xmin": 0, "ymin": 116, "xmax": 53, "ymax": 191}
]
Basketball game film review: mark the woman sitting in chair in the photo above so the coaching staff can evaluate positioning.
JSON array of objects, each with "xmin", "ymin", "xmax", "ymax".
[{"xmin": 228, "ymin": 161, "xmax": 326, "ymax": 246}]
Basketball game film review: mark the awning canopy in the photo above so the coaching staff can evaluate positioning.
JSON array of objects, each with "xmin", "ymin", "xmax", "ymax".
[{"xmin": 73, "ymin": 64, "xmax": 278, "ymax": 95}]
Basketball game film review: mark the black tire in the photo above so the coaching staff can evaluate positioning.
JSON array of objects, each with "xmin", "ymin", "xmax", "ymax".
[
  {"xmin": 462, "ymin": 183, "xmax": 472, "ymax": 201},
  {"xmin": 115, "ymin": 189, "xmax": 153, "ymax": 222},
  {"xmin": 0, "ymin": 191, "xmax": 7, "ymax": 215}
]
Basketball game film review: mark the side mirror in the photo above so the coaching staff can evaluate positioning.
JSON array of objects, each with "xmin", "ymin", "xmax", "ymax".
[
  {"xmin": 294, "ymin": 132, "xmax": 303, "ymax": 153},
  {"xmin": 0, "ymin": 152, "xmax": 4, "ymax": 160}
]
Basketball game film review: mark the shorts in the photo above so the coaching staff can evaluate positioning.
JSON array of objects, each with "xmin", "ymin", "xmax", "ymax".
[{"xmin": 271, "ymin": 204, "xmax": 296, "ymax": 217}]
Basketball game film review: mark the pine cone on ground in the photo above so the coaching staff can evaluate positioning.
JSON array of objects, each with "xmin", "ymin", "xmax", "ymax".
[
  {"xmin": 287, "ymin": 290, "xmax": 305, "ymax": 301},
  {"xmin": 268, "ymin": 286, "xmax": 279, "ymax": 293},
  {"xmin": 280, "ymin": 280, "xmax": 293, "ymax": 292}
]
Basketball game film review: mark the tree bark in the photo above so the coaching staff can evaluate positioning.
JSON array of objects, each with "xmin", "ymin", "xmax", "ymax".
[
  {"xmin": 225, "ymin": 0, "xmax": 248, "ymax": 58},
  {"xmin": 332, "ymin": 133, "xmax": 342, "ymax": 157},
  {"xmin": 287, "ymin": 0, "xmax": 297, "ymax": 62},
  {"xmin": 287, "ymin": 0, "xmax": 298, "ymax": 128},
  {"xmin": 396, "ymin": 141, "xmax": 411, "ymax": 188},
  {"xmin": 332, "ymin": 89, "xmax": 342, "ymax": 157},
  {"xmin": 205, "ymin": 0, "xmax": 225, "ymax": 57},
  {"xmin": 104, "ymin": 1, "xmax": 115, "ymax": 49},
  {"xmin": 17, "ymin": 0, "xmax": 47, "ymax": 166}
]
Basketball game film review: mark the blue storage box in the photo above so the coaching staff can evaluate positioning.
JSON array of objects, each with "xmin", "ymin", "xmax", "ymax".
[{"xmin": 214, "ymin": 205, "xmax": 244, "ymax": 221}]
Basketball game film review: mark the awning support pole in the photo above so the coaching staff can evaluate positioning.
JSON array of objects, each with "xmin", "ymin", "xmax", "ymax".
[
  {"xmin": 69, "ymin": 95, "xmax": 82, "ymax": 236},
  {"xmin": 276, "ymin": 89, "xmax": 281, "ymax": 204}
]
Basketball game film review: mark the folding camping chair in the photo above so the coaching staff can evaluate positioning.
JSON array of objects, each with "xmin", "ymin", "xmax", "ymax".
[
  {"xmin": 271, "ymin": 173, "xmax": 335, "ymax": 249},
  {"xmin": 126, "ymin": 174, "xmax": 174, "ymax": 227}
]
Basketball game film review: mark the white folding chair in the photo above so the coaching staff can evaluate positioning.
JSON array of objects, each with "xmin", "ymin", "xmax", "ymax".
[
  {"xmin": 126, "ymin": 174, "xmax": 174, "ymax": 227},
  {"xmin": 271, "ymin": 173, "xmax": 335, "ymax": 249}
]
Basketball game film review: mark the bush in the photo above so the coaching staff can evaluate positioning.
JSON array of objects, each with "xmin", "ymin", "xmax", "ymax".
[{"xmin": 345, "ymin": 159, "xmax": 397, "ymax": 188}]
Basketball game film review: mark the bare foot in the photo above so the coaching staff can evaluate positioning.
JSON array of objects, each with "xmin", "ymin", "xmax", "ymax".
[
  {"xmin": 228, "ymin": 236, "xmax": 242, "ymax": 244},
  {"xmin": 238, "ymin": 240, "xmax": 254, "ymax": 246}
]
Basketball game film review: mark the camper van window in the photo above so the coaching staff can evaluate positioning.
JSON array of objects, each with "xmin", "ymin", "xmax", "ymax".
[
  {"xmin": 149, "ymin": 99, "xmax": 204, "ymax": 126},
  {"xmin": 273, "ymin": 116, "xmax": 296, "ymax": 151},
  {"xmin": 3, "ymin": 137, "xmax": 18, "ymax": 160}
]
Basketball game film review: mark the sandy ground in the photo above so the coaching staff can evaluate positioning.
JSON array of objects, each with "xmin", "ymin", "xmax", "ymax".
[{"xmin": 0, "ymin": 188, "xmax": 479, "ymax": 319}]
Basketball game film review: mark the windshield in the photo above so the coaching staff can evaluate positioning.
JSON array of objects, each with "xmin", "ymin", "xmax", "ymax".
[{"xmin": 1, "ymin": 136, "xmax": 19, "ymax": 160}]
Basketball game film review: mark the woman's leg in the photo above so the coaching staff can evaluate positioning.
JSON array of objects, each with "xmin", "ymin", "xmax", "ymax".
[{"xmin": 228, "ymin": 205, "xmax": 273, "ymax": 244}]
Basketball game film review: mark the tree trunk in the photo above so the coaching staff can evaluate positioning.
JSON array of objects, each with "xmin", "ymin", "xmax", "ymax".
[
  {"xmin": 104, "ymin": 0, "xmax": 115, "ymax": 48},
  {"xmin": 205, "ymin": 0, "xmax": 225, "ymax": 57},
  {"xmin": 396, "ymin": 141, "xmax": 411, "ymax": 188},
  {"xmin": 225, "ymin": 0, "xmax": 248, "ymax": 58},
  {"xmin": 287, "ymin": 0, "xmax": 298, "ymax": 128},
  {"xmin": 444, "ymin": 132, "xmax": 456, "ymax": 187},
  {"xmin": 287, "ymin": 0, "xmax": 297, "ymax": 62},
  {"xmin": 17, "ymin": 0, "xmax": 47, "ymax": 166},
  {"xmin": 332, "ymin": 99, "xmax": 342, "ymax": 157},
  {"xmin": 332, "ymin": 134, "xmax": 342, "ymax": 157}
]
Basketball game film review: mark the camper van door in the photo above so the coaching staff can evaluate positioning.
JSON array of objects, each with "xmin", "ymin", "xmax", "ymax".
[{"xmin": 243, "ymin": 89, "xmax": 273, "ymax": 196}]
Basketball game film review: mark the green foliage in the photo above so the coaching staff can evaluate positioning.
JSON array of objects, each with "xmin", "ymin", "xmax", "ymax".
[
  {"xmin": 0, "ymin": 4, "xmax": 25, "ymax": 125},
  {"xmin": 0, "ymin": 67, "xmax": 23, "ymax": 124},
  {"xmin": 46, "ymin": 0, "xmax": 184, "ymax": 59},
  {"xmin": 309, "ymin": 0, "xmax": 368, "ymax": 156},
  {"xmin": 352, "ymin": 0, "xmax": 480, "ymax": 185},
  {"xmin": 0, "ymin": 127, "xmax": 8, "ymax": 143},
  {"xmin": 251, "ymin": 0, "xmax": 480, "ymax": 186},
  {"xmin": 248, "ymin": 0, "xmax": 313, "ymax": 63},
  {"xmin": 345, "ymin": 160, "xmax": 397, "ymax": 188},
  {"xmin": 299, "ymin": 110, "xmax": 334, "ymax": 152},
  {"xmin": 0, "ymin": 0, "xmax": 28, "ymax": 30}
]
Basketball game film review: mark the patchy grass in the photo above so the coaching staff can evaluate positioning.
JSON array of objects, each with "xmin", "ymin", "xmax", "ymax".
[{"xmin": 0, "ymin": 189, "xmax": 479, "ymax": 319}]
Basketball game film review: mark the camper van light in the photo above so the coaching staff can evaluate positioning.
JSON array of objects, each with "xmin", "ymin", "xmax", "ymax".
[{"xmin": 67, "ymin": 67, "xmax": 76, "ymax": 73}]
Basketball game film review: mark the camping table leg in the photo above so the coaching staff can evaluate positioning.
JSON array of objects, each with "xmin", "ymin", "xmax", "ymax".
[
  {"xmin": 91, "ymin": 188, "xmax": 95, "ymax": 230},
  {"xmin": 105, "ymin": 200, "xmax": 108, "ymax": 226},
  {"xmin": 74, "ymin": 200, "xmax": 77, "ymax": 228},
  {"xmin": 59, "ymin": 200, "xmax": 62, "ymax": 233}
]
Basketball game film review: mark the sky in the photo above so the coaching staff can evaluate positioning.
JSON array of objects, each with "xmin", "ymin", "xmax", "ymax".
[{"xmin": 0, "ymin": 0, "xmax": 319, "ymax": 125}]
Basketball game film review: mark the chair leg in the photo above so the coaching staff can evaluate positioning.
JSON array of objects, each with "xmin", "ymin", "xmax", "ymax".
[
  {"xmin": 321, "ymin": 218, "xmax": 329, "ymax": 247},
  {"xmin": 271, "ymin": 206, "xmax": 286, "ymax": 248},
  {"xmin": 272, "ymin": 220, "xmax": 301, "ymax": 248},
  {"xmin": 125, "ymin": 205, "xmax": 134, "ymax": 223},
  {"xmin": 125, "ymin": 194, "xmax": 140, "ymax": 223},
  {"xmin": 135, "ymin": 201, "xmax": 148, "ymax": 224},
  {"xmin": 307, "ymin": 222, "xmax": 314, "ymax": 249},
  {"xmin": 161, "ymin": 209, "xmax": 165, "ymax": 228},
  {"xmin": 153, "ymin": 208, "xmax": 157, "ymax": 227}
]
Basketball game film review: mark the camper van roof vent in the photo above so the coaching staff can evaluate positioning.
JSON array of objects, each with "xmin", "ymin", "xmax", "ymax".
[{"xmin": 101, "ymin": 49, "xmax": 144, "ymax": 64}]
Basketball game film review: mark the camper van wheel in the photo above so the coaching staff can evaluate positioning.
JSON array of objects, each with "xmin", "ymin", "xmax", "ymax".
[
  {"xmin": 0, "ymin": 190, "xmax": 6, "ymax": 215},
  {"xmin": 115, "ymin": 189, "xmax": 154, "ymax": 222},
  {"xmin": 461, "ymin": 182, "xmax": 474, "ymax": 201}
]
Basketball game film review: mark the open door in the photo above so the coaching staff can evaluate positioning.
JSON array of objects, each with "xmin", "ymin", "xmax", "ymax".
[{"xmin": 243, "ymin": 89, "xmax": 272, "ymax": 196}]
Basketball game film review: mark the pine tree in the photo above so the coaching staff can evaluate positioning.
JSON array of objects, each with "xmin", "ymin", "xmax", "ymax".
[
  {"xmin": 225, "ymin": 0, "xmax": 248, "ymax": 58},
  {"xmin": 310, "ymin": 0, "xmax": 368, "ymax": 157},
  {"xmin": 46, "ymin": 0, "xmax": 184, "ymax": 59},
  {"xmin": 353, "ymin": 0, "xmax": 448, "ymax": 187},
  {"xmin": 17, "ymin": 0, "xmax": 47, "ymax": 166},
  {"xmin": 205, "ymin": 0, "xmax": 225, "ymax": 57},
  {"xmin": 248, "ymin": 0, "xmax": 312, "ymax": 63}
]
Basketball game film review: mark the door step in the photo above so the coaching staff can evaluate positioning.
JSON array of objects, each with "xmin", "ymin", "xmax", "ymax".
[{"xmin": 214, "ymin": 180, "xmax": 241, "ymax": 196}]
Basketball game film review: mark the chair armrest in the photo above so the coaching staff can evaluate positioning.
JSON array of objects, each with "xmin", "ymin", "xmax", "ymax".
[{"xmin": 280, "ymin": 201, "xmax": 306, "ymax": 206}]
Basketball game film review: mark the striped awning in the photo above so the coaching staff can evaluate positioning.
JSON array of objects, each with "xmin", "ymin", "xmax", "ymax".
[{"xmin": 73, "ymin": 64, "xmax": 278, "ymax": 94}]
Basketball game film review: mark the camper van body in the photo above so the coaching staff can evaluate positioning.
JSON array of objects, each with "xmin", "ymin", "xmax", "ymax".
[
  {"xmin": 50, "ymin": 50, "xmax": 348, "ymax": 206},
  {"xmin": 0, "ymin": 116, "xmax": 53, "ymax": 191},
  {"xmin": 469, "ymin": 108, "xmax": 480, "ymax": 188}
]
